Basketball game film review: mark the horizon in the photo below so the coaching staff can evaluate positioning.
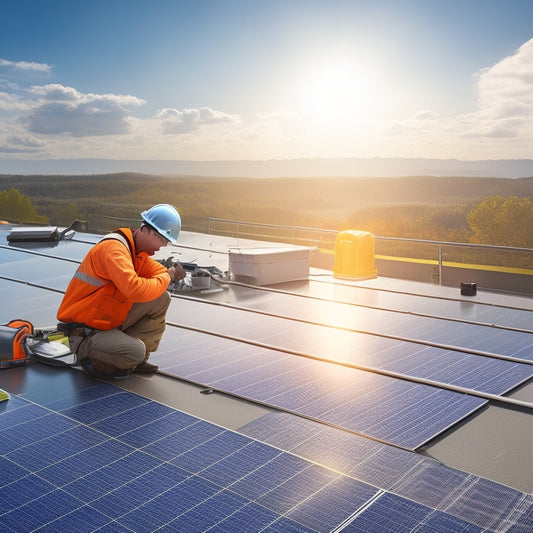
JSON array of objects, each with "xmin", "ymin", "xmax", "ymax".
[
  {"xmin": 1, "ymin": 1, "xmax": 533, "ymax": 164},
  {"xmin": 2, "ymin": 156, "xmax": 533, "ymax": 179}
]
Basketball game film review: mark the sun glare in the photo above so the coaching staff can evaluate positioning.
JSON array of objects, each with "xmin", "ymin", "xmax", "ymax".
[{"xmin": 298, "ymin": 57, "xmax": 380, "ymax": 130}]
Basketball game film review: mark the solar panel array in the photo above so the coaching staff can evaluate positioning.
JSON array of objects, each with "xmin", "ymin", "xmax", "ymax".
[
  {"xmin": 1, "ymin": 227, "xmax": 532, "ymax": 531},
  {"xmin": 0, "ymin": 384, "xmax": 474, "ymax": 531},
  {"xmin": 164, "ymin": 296, "xmax": 533, "ymax": 389},
  {"xmin": 178, "ymin": 284, "xmax": 533, "ymax": 360},
  {"xmin": 1, "ymin": 233, "xmax": 532, "ymax": 451},
  {"xmin": 155, "ymin": 292, "xmax": 532, "ymax": 449},
  {"xmin": 2, "ymin": 382, "xmax": 530, "ymax": 532}
]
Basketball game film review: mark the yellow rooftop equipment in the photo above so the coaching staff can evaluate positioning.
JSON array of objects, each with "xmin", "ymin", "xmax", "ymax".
[{"xmin": 333, "ymin": 230, "xmax": 378, "ymax": 280}]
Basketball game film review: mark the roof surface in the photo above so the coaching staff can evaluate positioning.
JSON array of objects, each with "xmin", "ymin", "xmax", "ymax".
[{"xmin": 0, "ymin": 225, "xmax": 532, "ymax": 532}]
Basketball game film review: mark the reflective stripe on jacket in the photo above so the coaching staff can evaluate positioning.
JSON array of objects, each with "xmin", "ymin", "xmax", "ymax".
[{"xmin": 57, "ymin": 228, "xmax": 170, "ymax": 330}]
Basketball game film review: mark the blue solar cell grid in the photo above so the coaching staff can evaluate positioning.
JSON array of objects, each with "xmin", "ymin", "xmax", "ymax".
[
  {"xmin": 0, "ymin": 387, "xmax": 347, "ymax": 532},
  {"xmin": 156, "ymin": 326, "xmax": 490, "ymax": 450},
  {"xmin": 238, "ymin": 411, "xmax": 533, "ymax": 532},
  {"xmin": 171, "ymin": 286, "xmax": 533, "ymax": 360},
  {"xmin": 4, "ymin": 384, "xmax": 524, "ymax": 532}
]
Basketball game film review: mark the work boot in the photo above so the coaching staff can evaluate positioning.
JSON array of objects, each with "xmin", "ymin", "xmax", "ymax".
[
  {"xmin": 134, "ymin": 361, "xmax": 159, "ymax": 374},
  {"xmin": 81, "ymin": 357, "xmax": 113, "ymax": 379},
  {"xmin": 81, "ymin": 357, "xmax": 132, "ymax": 380}
]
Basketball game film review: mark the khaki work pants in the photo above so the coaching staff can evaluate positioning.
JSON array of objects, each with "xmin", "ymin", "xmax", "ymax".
[{"xmin": 74, "ymin": 291, "xmax": 171, "ymax": 373}]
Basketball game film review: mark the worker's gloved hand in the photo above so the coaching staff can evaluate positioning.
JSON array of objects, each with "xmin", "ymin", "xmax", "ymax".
[{"xmin": 167, "ymin": 264, "xmax": 186, "ymax": 282}]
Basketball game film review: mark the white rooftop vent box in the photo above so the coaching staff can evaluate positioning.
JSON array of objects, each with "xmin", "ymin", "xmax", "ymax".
[{"xmin": 229, "ymin": 247, "xmax": 311, "ymax": 285}]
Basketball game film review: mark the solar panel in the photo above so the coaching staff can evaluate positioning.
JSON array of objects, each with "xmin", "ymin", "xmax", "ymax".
[
  {"xmin": 0, "ymin": 291, "xmax": 63, "ymax": 331},
  {"xmin": 289, "ymin": 278, "xmax": 533, "ymax": 331},
  {"xmin": 165, "ymin": 298, "xmax": 533, "ymax": 392},
  {"xmin": 444, "ymin": 477, "xmax": 532, "ymax": 532},
  {"xmin": 157, "ymin": 325, "xmax": 487, "ymax": 450},
  {"xmin": 0, "ymin": 247, "xmax": 78, "ymax": 291},
  {"xmin": 342, "ymin": 491, "xmax": 484, "ymax": 532},
  {"xmin": 1, "ymin": 383, "xmax": 495, "ymax": 533},
  {"xmin": 181, "ymin": 288, "xmax": 533, "ymax": 360},
  {"xmin": 283, "ymin": 476, "xmax": 379, "ymax": 531},
  {"xmin": 237, "ymin": 411, "xmax": 532, "ymax": 532},
  {"xmin": 0, "ymin": 386, "xmax": 348, "ymax": 531}
]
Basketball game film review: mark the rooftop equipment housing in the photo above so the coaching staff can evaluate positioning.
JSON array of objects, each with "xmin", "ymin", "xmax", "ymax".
[
  {"xmin": 6, "ymin": 220, "xmax": 87, "ymax": 243},
  {"xmin": 6, "ymin": 226, "xmax": 60, "ymax": 243},
  {"xmin": 229, "ymin": 246, "xmax": 311, "ymax": 285}
]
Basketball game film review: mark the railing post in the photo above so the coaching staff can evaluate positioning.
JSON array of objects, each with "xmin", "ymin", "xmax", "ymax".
[{"xmin": 438, "ymin": 243, "xmax": 443, "ymax": 286}]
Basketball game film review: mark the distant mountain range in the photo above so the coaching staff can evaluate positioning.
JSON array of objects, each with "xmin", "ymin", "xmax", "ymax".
[{"xmin": 2, "ymin": 157, "xmax": 533, "ymax": 178}]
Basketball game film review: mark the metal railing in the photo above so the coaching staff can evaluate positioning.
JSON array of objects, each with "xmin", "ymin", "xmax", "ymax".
[
  {"xmin": 208, "ymin": 217, "xmax": 533, "ymax": 289},
  {"xmin": 208, "ymin": 217, "xmax": 336, "ymax": 248}
]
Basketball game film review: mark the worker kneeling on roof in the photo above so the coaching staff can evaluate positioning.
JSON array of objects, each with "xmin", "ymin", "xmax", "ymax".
[{"xmin": 57, "ymin": 204, "xmax": 186, "ymax": 379}]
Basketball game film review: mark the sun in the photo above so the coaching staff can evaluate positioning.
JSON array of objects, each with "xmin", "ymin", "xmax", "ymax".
[{"xmin": 297, "ymin": 57, "xmax": 380, "ymax": 131}]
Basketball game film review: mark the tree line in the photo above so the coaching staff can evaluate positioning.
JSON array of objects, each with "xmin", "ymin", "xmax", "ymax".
[{"xmin": 0, "ymin": 174, "xmax": 532, "ymax": 248}]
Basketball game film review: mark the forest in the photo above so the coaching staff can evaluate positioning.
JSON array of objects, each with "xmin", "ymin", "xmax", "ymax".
[{"xmin": 1, "ymin": 173, "xmax": 532, "ymax": 248}]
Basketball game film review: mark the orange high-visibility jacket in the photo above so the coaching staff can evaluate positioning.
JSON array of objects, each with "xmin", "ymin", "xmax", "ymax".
[{"xmin": 57, "ymin": 228, "xmax": 170, "ymax": 330}]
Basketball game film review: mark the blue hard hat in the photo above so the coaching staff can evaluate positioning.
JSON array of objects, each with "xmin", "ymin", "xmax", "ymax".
[{"xmin": 141, "ymin": 204, "xmax": 181, "ymax": 244}]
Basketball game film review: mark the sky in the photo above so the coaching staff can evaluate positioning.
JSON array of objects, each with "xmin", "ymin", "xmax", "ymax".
[{"xmin": 1, "ymin": 0, "xmax": 533, "ymax": 163}]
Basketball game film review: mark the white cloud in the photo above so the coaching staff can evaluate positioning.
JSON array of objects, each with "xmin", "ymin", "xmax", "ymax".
[
  {"xmin": 0, "ymin": 91, "xmax": 28, "ymax": 112},
  {"xmin": 30, "ymin": 84, "xmax": 83, "ymax": 101},
  {"xmin": 468, "ymin": 38, "xmax": 533, "ymax": 136},
  {"xmin": 2, "ymin": 39, "xmax": 533, "ymax": 161},
  {"xmin": 477, "ymin": 39, "xmax": 533, "ymax": 98},
  {"xmin": 0, "ymin": 58, "xmax": 52, "ymax": 74},
  {"xmin": 375, "ymin": 38, "xmax": 533, "ymax": 158},
  {"xmin": 156, "ymin": 106, "xmax": 241, "ymax": 134},
  {"xmin": 20, "ymin": 84, "xmax": 145, "ymax": 136}
]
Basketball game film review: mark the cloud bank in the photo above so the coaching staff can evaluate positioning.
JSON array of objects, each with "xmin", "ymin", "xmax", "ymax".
[
  {"xmin": 469, "ymin": 38, "xmax": 533, "ymax": 138},
  {"xmin": 1, "ymin": 39, "xmax": 533, "ymax": 161},
  {"xmin": 22, "ymin": 84, "xmax": 145, "ymax": 136}
]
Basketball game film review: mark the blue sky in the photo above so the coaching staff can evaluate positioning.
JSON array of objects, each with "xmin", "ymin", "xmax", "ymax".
[{"xmin": 1, "ymin": 0, "xmax": 532, "ymax": 162}]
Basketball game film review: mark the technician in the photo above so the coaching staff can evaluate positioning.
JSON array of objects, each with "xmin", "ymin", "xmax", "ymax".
[{"xmin": 57, "ymin": 204, "xmax": 186, "ymax": 379}]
